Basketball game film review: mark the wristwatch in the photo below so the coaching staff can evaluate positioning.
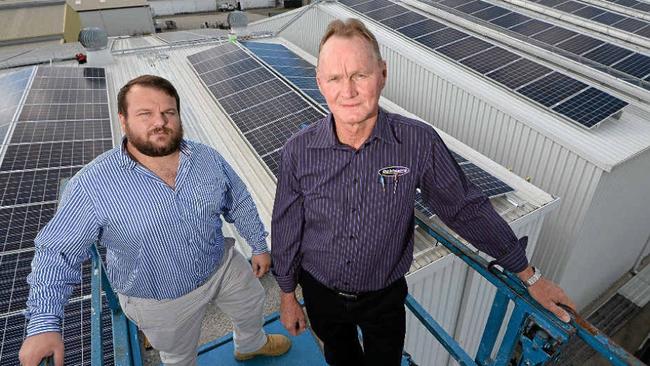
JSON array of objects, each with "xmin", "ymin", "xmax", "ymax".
[{"xmin": 524, "ymin": 267, "xmax": 542, "ymax": 287}]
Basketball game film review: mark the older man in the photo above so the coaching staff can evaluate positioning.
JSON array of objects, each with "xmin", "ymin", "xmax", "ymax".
[
  {"xmin": 19, "ymin": 75, "xmax": 290, "ymax": 366},
  {"xmin": 271, "ymin": 19, "xmax": 574, "ymax": 366}
]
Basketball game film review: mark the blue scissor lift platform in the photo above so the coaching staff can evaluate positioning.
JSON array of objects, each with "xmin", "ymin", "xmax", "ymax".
[{"xmin": 41, "ymin": 216, "xmax": 645, "ymax": 366}]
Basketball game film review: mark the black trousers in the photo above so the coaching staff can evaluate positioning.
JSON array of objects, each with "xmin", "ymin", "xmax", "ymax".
[{"xmin": 299, "ymin": 270, "xmax": 408, "ymax": 366}]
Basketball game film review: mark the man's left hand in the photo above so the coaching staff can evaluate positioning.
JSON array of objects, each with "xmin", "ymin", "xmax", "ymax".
[
  {"xmin": 251, "ymin": 253, "xmax": 271, "ymax": 278},
  {"xmin": 526, "ymin": 277, "xmax": 576, "ymax": 323}
]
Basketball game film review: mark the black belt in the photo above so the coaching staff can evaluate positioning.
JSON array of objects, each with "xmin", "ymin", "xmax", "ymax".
[{"xmin": 301, "ymin": 269, "xmax": 402, "ymax": 301}]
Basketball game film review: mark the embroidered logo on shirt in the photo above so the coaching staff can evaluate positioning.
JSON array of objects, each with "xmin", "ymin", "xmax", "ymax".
[{"xmin": 378, "ymin": 166, "xmax": 410, "ymax": 178}]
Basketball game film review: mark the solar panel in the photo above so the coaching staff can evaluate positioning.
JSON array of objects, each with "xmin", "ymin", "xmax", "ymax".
[
  {"xmin": 261, "ymin": 150, "xmax": 281, "ymax": 177},
  {"xmin": 437, "ymin": 37, "xmax": 493, "ymax": 60},
  {"xmin": 611, "ymin": 53, "xmax": 650, "ymax": 78},
  {"xmin": 556, "ymin": 34, "xmax": 604, "ymax": 55},
  {"xmin": 0, "ymin": 251, "xmax": 92, "ymax": 314},
  {"xmin": 471, "ymin": 6, "xmax": 511, "ymax": 20},
  {"xmin": 531, "ymin": 26, "xmax": 578, "ymax": 45},
  {"xmin": 244, "ymin": 42, "xmax": 329, "ymax": 112},
  {"xmin": 460, "ymin": 46, "xmax": 520, "ymax": 74},
  {"xmin": 583, "ymin": 43, "xmax": 633, "ymax": 66},
  {"xmin": 189, "ymin": 43, "xmax": 326, "ymax": 176},
  {"xmin": 486, "ymin": 59, "xmax": 552, "ymax": 89},
  {"xmin": 397, "ymin": 19, "xmax": 446, "ymax": 38},
  {"xmin": 460, "ymin": 163, "xmax": 514, "ymax": 197},
  {"xmin": 415, "ymin": 28, "xmax": 469, "ymax": 49},
  {"xmin": 0, "ymin": 68, "xmax": 33, "ymax": 145},
  {"xmin": 0, "ymin": 65, "xmax": 115, "ymax": 366},
  {"xmin": 0, "ymin": 203, "xmax": 56, "ymax": 253},
  {"xmin": 0, "ymin": 297, "xmax": 114, "ymax": 366},
  {"xmin": 10, "ymin": 119, "xmax": 112, "ymax": 144},
  {"xmin": 414, "ymin": 191, "xmax": 435, "ymax": 218},
  {"xmin": 532, "ymin": 0, "xmax": 650, "ymax": 37},
  {"xmin": 552, "ymin": 88, "xmax": 628, "ymax": 127},
  {"xmin": 456, "ymin": 0, "xmax": 492, "ymax": 14},
  {"xmin": 380, "ymin": 11, "xmax": 427, "ymax": 29},
  {"xmin": 352, "ymin": 0, "xmax": 394, "ymax": 13},
  {"xmin": 490, "ymin": 12, "xmax": 530, "ymax": 28},
  {"xmin": 365, "ymin": 4, "xmax": 409, "ymax": 20},
  {"xmin": 0, "ymin": 140, "xmax": 112, "ymax": 172},
  {"xmin": 509, "ymin": 19, "xmax": 554, "ymax": 36},
  {"xmin": 518, "ymin": 72, "xmax": 588, "ymax": 107}
]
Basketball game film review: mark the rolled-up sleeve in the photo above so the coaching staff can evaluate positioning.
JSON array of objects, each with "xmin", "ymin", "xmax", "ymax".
[
  {"xmin": 419, "ymin": 133, "xmax": 528, "ymax": 273},
  {"xmin": 271, "ymin": 144, "xmax": 304, "ymax": 293}
]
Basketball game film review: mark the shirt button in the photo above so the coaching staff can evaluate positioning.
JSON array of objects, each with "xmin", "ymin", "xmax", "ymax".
[
  {"xmin": 351, "ymin": 208, "xmax": 357, "ymax": 213},
  {"xmin": 353, "ymin": 178, "xmax": 359, "ymax": 184},
  {"xmin": 346, "ymin": 260, "xmax": 351, "ymax": 265},
  {"xmin": 349, "ymin": 235, "xmax": 355, "ymax": 240}
]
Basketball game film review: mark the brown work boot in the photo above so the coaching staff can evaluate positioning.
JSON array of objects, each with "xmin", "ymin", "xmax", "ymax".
[{"xmin": 234, "ymin": 334, "xmax": 291, "ymax": 361}]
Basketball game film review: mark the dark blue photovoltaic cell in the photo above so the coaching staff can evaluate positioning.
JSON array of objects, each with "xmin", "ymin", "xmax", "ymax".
[
  {"xmin": 437, "ymin": 37, "xmax": 493, "ymax": 60},
  {"xmin": 460, "ymin": 163, "xmax": 514, "ymax": 197},
  {"xmin": 380, "ymin": 11, "xmax": 427, "ymax": 29},
  {"xmin": 635, "ymin": 25, "xmax": 650, "ymax": 38},
  {"xmin": 611, "ymin": 17, "xmax": 647, "ymax": 33},
  {"xmin": 352, "ymin": 0, "xmax": 394, "ymax": 13},
  {"xmin": 490, "ymin": 12, "xmax": 530, "ymax": 28},
  {"xmin": 471, "ymin": 5, "xmax": 511, "ymax": 20},
  {"xmin": 455, "ymin": 0, "xmax": 492, "ymax": 13},
  {"xmin": 573, "ymin": 5, "xmax": 606, "ymax": 19},
  {"xmin": 440, "ymin": 0, "xmax": 472, "ymax": 7},
  {"xmin": 518, "ymin": 72, "xmax": 588, "ymax": 107},
  {"xmin": 556, "ymin": 34, "xmax": 604, "ymax": 55},
  {"xmin": 583, "ymin": 44, "xmax": 633, "ymax": 66},
  {"xmin": 536, "ymin": 0, "xmax": 566, "ymax": 6},
  {"xmin": 510, "ymin": 19, "xmax": 554, "ymax": 36},
  {"xmin": 612, "ymin": 53, "xmax": 650, "ymax": 78},
  {"xmin": 592, "ymin": 11, "xmax": 626, "ymax": 25},
  {"xmin": 486, "ymin": 58, "xmax": 551, "ymax": 89},
  {"xmin": 415, "ymin": 28, "xmax": 469, "ymax": 49},
  {"xmin": 364, "ymin": 4, "xmax": 408, "ymax": 20},
  {"xmin": 460, "ymin": 47, "xmax": 520, "ymax": 74},
  {"xmin": 397, "ymin": 19, "xmax": 446, "ymax": 38},
  {"xmin": 531, "ymin": 26, "xmax": 578, "ymax": 44},
  {"xmin": 552, "ymin": 88, "xmax": 628, "ymax": 128},
  {"xmin": 273, "ymin": 66, "xmax": 316, "ymax": 78},
  {"xmin": 555, "ymin": 0, "xmax": 585, "ymax": 12}
]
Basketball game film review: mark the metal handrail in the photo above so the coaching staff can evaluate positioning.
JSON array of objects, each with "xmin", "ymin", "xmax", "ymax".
[{"xmin": 409, "ymin": 214, "xmax": 645, "ymax": 366}]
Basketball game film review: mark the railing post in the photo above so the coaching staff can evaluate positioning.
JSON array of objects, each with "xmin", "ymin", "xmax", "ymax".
[
  {"xmin": 475, "ymin": 291, "xmax": 510, "ymax": 365},
  {"xmin": 90, "ymin": 246, "xmax": 104, "ymax": 365}
]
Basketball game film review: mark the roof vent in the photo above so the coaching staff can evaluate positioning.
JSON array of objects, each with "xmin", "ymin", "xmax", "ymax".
[
  {"xmin": 228, "ymin": 11, "xmax": 249, "ymax": 29},
  {"xmin": 79, "ymin": 27, "xmax": 108, "ymax": 51}
]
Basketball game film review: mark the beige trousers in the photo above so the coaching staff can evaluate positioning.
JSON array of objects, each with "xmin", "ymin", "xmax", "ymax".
[{"xmin": 118, "ymin": 243, "xmax": 267, "ymax": 366}]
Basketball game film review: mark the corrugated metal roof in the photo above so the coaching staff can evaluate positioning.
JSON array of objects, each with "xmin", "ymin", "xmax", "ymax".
[
  {"xmin": 0, "ymin": 4, "xmax": 64, "ymax": 42},
  {"xmin": 66, "ymin": 0, "xmax": 147, "ymax": 11},
  {"xmin": 250, "ymin": 5, "xmax": 650, "ymax": 171}
]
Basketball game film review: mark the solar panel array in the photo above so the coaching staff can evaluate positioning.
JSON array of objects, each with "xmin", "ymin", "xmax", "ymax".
[
  {"xmin": 415, "ymin": 0, "xmax": 650, "ymax": 89},
  {"xmin": 243, "ymin": 42, "xmax": 330, "ymax": 111},
  {"xmin": 600, "ymin": 0, "xmax": 650, "ymax": 15},
  {"xmin": 529, "ymin": 0, "xmax": 650, "ymax": 38},
  {"xmin": 0, "ymin": 66, "xmax": 114, "ymax": 366},
  {"xmin": 188, "ymin": 42, "xmax": 327, "ymax": 176},
  {"xmin": 0, "ymin": 68, "xmax": 33, "ymax": 147},
  {"xmin": 338, "ymin": 0, "xmax": 629, "ymax": 129}
]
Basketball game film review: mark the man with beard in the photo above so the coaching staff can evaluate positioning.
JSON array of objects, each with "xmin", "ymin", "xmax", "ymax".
[{"xmin": 19, "ymin": 75, "xmax": 290, "ymax": 366}]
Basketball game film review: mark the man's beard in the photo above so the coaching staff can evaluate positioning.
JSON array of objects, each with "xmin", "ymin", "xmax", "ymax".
[{"xmin": 125, "ymin": 124, "xmax": 184, "ymax": 157}]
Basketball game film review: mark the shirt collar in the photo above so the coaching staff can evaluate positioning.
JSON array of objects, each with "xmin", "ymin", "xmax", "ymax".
[
  {"xmin": 308, "ymin": 108, "xmax": 399, "ymax": 149},
  {"xmin": 118, "ymin": 137, "xmax": 192, "ymax": 169}
]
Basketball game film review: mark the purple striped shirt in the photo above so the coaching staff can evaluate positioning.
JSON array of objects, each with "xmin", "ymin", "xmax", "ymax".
[{"xmin": 271, "ymin": 109, "xmax": 528, "ymax": 293}]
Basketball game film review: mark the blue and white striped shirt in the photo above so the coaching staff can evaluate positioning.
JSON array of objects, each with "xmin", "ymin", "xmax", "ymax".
[{"xmin": 25, "ymin": 139, "xmax": 268, "ymax": 336}]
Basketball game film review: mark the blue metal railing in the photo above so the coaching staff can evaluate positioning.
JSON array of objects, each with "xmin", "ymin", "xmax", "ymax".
[
  {"xmin": 40, "ymin": 218, "xmax": 644, "ymax": 366},
  {"xmin": 408, "ymin": 215, "xmax": 645, "ymax": 366}
]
